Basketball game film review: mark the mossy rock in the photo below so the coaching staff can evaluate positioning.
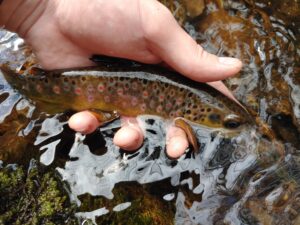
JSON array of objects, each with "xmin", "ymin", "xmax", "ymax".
[{"xmin": 0, "ymin": 161, "xmax": 77, "ymax": 225}]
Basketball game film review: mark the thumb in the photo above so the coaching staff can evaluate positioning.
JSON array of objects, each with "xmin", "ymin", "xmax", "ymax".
[{"xmin": 141, "ymin": 1, "xmax": 242, "ymax": 82}]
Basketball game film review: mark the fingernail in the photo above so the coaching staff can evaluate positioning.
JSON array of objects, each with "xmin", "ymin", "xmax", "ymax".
[{"xmin": 218, "ymin": 57, "xmax": 241, "ymax": 65}]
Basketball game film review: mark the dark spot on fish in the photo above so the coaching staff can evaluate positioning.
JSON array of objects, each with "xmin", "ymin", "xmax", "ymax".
[
  {"xmin": 193, "ymin": 105, "xmax": 197, "ymax": 109},
  {"xmin": 207, "ymin": 108, "xmax": 212, "ymax": 112},
  {"xmin": 142, "ymin": 79, "xmax": 148, "ymax": 85},
  {"xmin": 44, "ymin": 78, "xmax": 48, "ymax": 83},
  {"xmin": 187, "ymin": 93, "xmax": 193, "ymax": 98},
  {"xmin": 119, "ymin": 77, "xmax": 125, "ymax": 81},
  {"xmin": 71, "ymin": 80, "xmax": 76, "ymax": 85},
  {"xmin": 63, "ymin": 77, "xmax": 69, "ymax": 83},
  {"xmin": 164, "ymin": 83, "xmax": 169, "ymax": 88},
  {"xmin": 186, "ymin": 110, "xmax": 191, "ymax": 114},
  {"xmin": 179, "ymin": 88, "xmax": 184, "ymax": 92},
  {"xmin": 200, "ymin": 108, "xmax": 205, "ymax": 112},
  {"xmin": 81, "ymin": 76, "xmax": 86, "ymax": 82},
  {"xmin": 209, "ymin": 113, "xmax": 221, "ymax": 123}
]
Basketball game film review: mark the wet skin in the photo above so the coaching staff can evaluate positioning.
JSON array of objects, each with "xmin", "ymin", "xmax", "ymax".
[{"xmin": 1, "ymin": 62, "xmax": 252, "ymax": 156}]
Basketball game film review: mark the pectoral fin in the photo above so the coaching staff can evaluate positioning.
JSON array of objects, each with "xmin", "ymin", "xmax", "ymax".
[
  {"xmin": 174, "ymin": 118, "xmax": 199, "ymax": 153},
  {"xmin": 89, "ymin": 109, "xmax": 120, "ymax": 126}
]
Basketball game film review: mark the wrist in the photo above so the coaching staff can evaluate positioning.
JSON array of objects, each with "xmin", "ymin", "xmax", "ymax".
[{"xmin": 0, "ymin": 0, "xmax": 51, "ymax": 38}]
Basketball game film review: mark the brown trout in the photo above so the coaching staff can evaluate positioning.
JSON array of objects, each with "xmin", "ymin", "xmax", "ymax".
[{"xmin": 0, "ymin": 62, "xmax": 253, "ymax": 134}]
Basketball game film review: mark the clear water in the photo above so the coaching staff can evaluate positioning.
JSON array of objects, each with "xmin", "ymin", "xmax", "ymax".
[{"xmin": 0, "ymin": 0, "xmax": 300, "ymax": 224}]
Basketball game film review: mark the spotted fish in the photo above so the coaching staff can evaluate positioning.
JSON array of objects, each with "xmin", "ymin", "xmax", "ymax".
[{"xmin": 0, "ymin": 61, "xmax": 253, "ymax": 149}]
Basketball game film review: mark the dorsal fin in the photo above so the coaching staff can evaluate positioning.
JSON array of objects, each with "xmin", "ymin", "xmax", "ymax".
[{"xmin": 90, "ymin": 55, "xmax": 140, "ymax": 67}]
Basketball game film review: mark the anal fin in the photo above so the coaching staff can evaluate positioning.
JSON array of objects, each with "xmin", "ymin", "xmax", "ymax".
[
  {"xmin": 89, "ymin": 109, "xmax": 120, "ymax": 126},
  {"xmin": 174, "ymin": 118, "xmax": 199, "ymax": 153}
]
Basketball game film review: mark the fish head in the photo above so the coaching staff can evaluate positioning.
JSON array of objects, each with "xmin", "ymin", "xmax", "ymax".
[{"xmin": 196, "ymin": 102, "xmax": 254, "ymax": 133}]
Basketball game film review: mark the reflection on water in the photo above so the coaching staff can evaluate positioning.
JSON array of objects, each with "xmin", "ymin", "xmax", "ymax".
[{"xmin": 0, "ymin": 0, "xmax": 300, "ymax": 224}]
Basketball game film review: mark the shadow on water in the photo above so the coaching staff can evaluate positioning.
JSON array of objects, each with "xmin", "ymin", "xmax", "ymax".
[{"xmin": 0, "ymin": 0, "xmax": 300, "ymax": 224}]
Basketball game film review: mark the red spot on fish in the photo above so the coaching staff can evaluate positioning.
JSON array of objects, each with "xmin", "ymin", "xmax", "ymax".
[
  {"xmin": 176, "ymin": 97, "xmax": 183, "ymax": 105},
  {"xmin": 140, "ymin": 103, "xmax": 146, "ymax": 112},
  {"xmin": 97, "ymin": 83, "xmax": 105, "ymax": 93},
  {"xmin": 63, "ymin": 84, "xmax": 70, "ymax": 92},
  {"xmin": 117, "ymin": 88, "xmax": 124, "ymax": 96},
  {"xmin": 159, "ymin": 95, "xmax": 164, "ymax": 102},
  {"xmin": 36, "ymin": 84, "xmax": 42, "ymax": 93},
  {"xmin": 132, "ymin": 82, "xmax": 138, "ymax": 90},
  {"xmin": 53, "ymin": 85, "xmax": 61, "ymax": 94},
  {"xmin": 87, "ymin": 84, "xmax": 95, "ymax": 94},
  {"xmin": 175, "ymin": 110, "xmax": 182, "ymax": 117},
  {"xmin": 104, "ymin": 95, "xmax": 110, "ymax": 103},
  {"xmin": 74, "ymin": 87, "xmax": 82, "ymax": 95},
  {"xmin": 143, "ymin": 91, "xmax": 149, "ymax": 98},
  {"xmin": 131, "ymin": 97, "xmax": 138, "ymax": 106},
  {"xmin": 124, "ymin": 83, "xmax": 130, "ymax": 90},
  {"xmin": 156, "ymin": 105, "xmax": 163, "ymax": 113},
  {"xmin": 149, "ymin": 100, "xmax": 156, "ymax": 109},
  {"xmin": 88, "ymin": 95, "xmax": 94, "ymax": 103},
  {"xmin": 166, "ymin": 102, "xmax": 172, "ymax": 109}
]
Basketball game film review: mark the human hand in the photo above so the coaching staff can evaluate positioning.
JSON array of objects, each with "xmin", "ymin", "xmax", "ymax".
[{"xmin": 1, "ymin": 0, "xmax": 242, "ymax": 158}]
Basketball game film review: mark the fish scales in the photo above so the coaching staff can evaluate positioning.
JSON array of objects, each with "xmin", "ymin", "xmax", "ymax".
[{"xmin": 1, "ymin": 63, "xmax": 252, "ymax": 130}]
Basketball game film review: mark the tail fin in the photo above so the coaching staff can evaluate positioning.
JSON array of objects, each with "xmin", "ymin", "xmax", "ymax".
[{"xmin": 0, "ymin": 64, "xmax": 25, "ymax": 90}]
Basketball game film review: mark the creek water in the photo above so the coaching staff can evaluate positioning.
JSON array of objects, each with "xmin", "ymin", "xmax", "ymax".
[{"xmin": 0, "ymin": 0, "xmax": 300, "ymax": 224}]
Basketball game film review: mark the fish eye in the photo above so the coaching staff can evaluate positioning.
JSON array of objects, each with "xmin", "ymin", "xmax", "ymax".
[{"xmin": 223, "ymin": 114, "xmax": 241, "ymax": 129}]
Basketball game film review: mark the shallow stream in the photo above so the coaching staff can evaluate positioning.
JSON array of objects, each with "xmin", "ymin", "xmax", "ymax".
[{"xmin": 0, "ymin": 0, "xmax": 300, "ymax": 224}]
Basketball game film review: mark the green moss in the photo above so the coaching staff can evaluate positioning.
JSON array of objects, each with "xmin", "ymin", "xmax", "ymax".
[
  {"xmin": 0, "ymin": 162, "xmax": 175, "ymax": 225},
  {"xmin": 78, "ymin": 182, "xmax": 175, "ymax": 225},
  {"xmin": 0, "ymin": 161, "xmax": 77, "ymax": 225}
]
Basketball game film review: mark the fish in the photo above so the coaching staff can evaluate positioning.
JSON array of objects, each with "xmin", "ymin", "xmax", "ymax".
[{"xmin": 0, "ymin": 60, "xmax": 253, "ymax": 151}]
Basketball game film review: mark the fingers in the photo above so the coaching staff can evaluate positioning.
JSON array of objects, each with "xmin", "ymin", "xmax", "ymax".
[
  {"xmin": 69, "ymin": 111, "xmax": 189, "ymax": 158},
  {"xmin": 166, "ymin": 125, "xmax": 189, "ymax": 159},
  {"xmin": 69, "ymin": 112, "xmax": 144, "ymax": 150},
  {"xmin": 68, "ymin": 111, "xmax": 101, "ymax": 134},
  {"xmin": 113, "ymin": 117, "xmax": 144, "ymax": 151},
  {"xmin": 139, "ymin": 0, "xmax": 242, "ymax": 82}
]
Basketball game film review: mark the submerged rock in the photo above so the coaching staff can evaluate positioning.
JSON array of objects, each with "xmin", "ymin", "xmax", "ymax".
[{"xmin": 0, "ymin": 160, "xmax": 77, "ymax": 225}]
